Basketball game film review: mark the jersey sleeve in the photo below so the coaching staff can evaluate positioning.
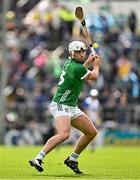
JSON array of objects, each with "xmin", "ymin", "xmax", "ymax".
[{"xmin": 73, "ymin": 64, "xmax": 90, "ymax": 80}]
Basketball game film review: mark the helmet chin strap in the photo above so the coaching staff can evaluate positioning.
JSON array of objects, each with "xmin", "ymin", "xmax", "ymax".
[{"xmin": 69, "ymin": 51, "xmax": 75, "ymax": 58}]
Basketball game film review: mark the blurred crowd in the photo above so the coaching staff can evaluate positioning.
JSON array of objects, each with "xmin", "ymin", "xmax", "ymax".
[{"xmin": 1, "ymin": 0, "xmax": 140, "ymax": 145}]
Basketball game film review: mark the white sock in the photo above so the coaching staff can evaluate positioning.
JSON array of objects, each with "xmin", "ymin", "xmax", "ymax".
[
  {"xmin": 35, "ymin": 151, "xmax": 46, "ymax": 161},
  {"xmin": 69, "ymin": 152, "xmax": 79, "ymax": 162}
]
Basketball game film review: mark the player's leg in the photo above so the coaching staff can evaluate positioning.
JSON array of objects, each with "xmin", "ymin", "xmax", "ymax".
[
  {"xmin": 41, "ymin": 116, "xmax": 71, "ymax": 153},
  {"xmin": 64, "ymin": 114, "xmax": 97, "ymax": 174},
  {"xmin": 29, "ymin": 116, "xmax": 71, "ymax": 172},
  {"xmin": 71, "ymin": 114, "xmax": 97, "ymax": 154}
]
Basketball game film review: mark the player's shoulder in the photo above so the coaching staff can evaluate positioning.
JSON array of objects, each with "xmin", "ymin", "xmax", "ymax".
[
  {"xmin": 65, "ymin": 58, "xmax": 81, "ymax": 69},
  {"xmin": 85, "ymin": 97, "xmax": 92, "ymax": 104},
  {"xmin": 64, "ymin": 58, "xmax": 86, "ymax": 74},
  {"xmin": 71, "ymin": 59, "xmax": 84, "ymax": 68}
]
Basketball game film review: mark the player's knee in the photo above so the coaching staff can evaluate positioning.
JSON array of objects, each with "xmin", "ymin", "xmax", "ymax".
[
  {"xmin": 60, "ymin": 132, "xmax": 70, "ymax": 141},
  {"xmin": 89, "ymin": 129, "xmax": 97, "ymax": 139},
  {"xmin": 93, "ymin": 129, "xmax": 97, "ymax": 137}
]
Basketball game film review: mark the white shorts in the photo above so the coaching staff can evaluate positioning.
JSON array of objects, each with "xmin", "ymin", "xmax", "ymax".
[{"xmin": 50, "ymin": 101, "xmax": 84, "ymax": 119}]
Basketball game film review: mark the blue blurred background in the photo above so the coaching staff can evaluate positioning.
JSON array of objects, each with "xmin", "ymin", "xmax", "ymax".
[{"xmin": 0, "ymin": 0, "xmax": 140, "ymax": 146}]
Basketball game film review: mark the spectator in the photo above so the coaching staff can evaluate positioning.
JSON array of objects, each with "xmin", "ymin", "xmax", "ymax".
[
  {"xmin": 116, "ymin": 93, "xmax": 129, "ymax": 127},
  {"xmin": 83, "ymin": 89, "xmax": 102, "ymax": 128},
  {"xmin": 128, "ymin": 11, "xmax": 137, "ymax": 33}
]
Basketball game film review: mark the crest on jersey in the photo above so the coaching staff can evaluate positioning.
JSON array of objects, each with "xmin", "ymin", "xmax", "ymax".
[{"xmin": 65, "ymin": 108, "xmax": 69, "ymax": 113}]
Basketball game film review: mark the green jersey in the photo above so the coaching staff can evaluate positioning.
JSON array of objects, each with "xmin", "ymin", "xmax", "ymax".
[{"xmin": 52, "ymin": 57, "xmax": 90, "ymax": 106}]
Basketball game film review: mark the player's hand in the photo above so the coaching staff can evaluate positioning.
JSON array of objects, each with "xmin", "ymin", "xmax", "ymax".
[
  {"xmin": 86, "ymin": 53, "xmax": 96, "ymax": 64},
  {"xmin": 83, "ymin": 52, "xmax": 101, "ymax": 68},
  {"xmin": 93, "ymin": 55, "xmax": 102, "ymax": 66}
]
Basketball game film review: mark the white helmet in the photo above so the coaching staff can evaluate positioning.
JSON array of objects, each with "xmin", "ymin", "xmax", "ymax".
[
  {"xmin": 69, "ymin": 41, "xmax": 87, "ymax": 53},
  {"xmin": 90, "ymin": 89, "xmax": 99, "ymax": 97}
]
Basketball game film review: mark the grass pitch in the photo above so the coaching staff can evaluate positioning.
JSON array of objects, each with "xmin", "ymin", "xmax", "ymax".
[{"xmin": 0, "ymin": 145, "xmax": 140, "ymax": 179}]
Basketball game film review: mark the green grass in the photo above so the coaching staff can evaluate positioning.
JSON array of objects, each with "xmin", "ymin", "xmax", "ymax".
[{"xmin": 0, "ymin": 145, "xmax": 140, "ymax": 179}]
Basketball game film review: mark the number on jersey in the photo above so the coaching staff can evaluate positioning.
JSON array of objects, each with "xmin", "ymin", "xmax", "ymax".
[{"xmin": 58, "ymin": 70, "xmax": 66, "ymax": 85}]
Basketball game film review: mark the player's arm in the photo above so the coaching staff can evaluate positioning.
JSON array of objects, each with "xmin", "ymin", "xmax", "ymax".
[
  {"xmin": 83, "ymin": 53, "xmax": 95, "ymax": 68},
  {"xmin": 83, "ymin": 54, "xmax": 102, "ymax": 81}
]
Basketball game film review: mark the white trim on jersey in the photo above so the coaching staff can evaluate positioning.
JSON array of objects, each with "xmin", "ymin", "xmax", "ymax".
[
  {"xmin": 80, "ymin": 70, "xmax": 91, "ymax": 80},
  {"xmin": 60, "ymin": 90, "xmax": 71, "ymax": 102}
]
